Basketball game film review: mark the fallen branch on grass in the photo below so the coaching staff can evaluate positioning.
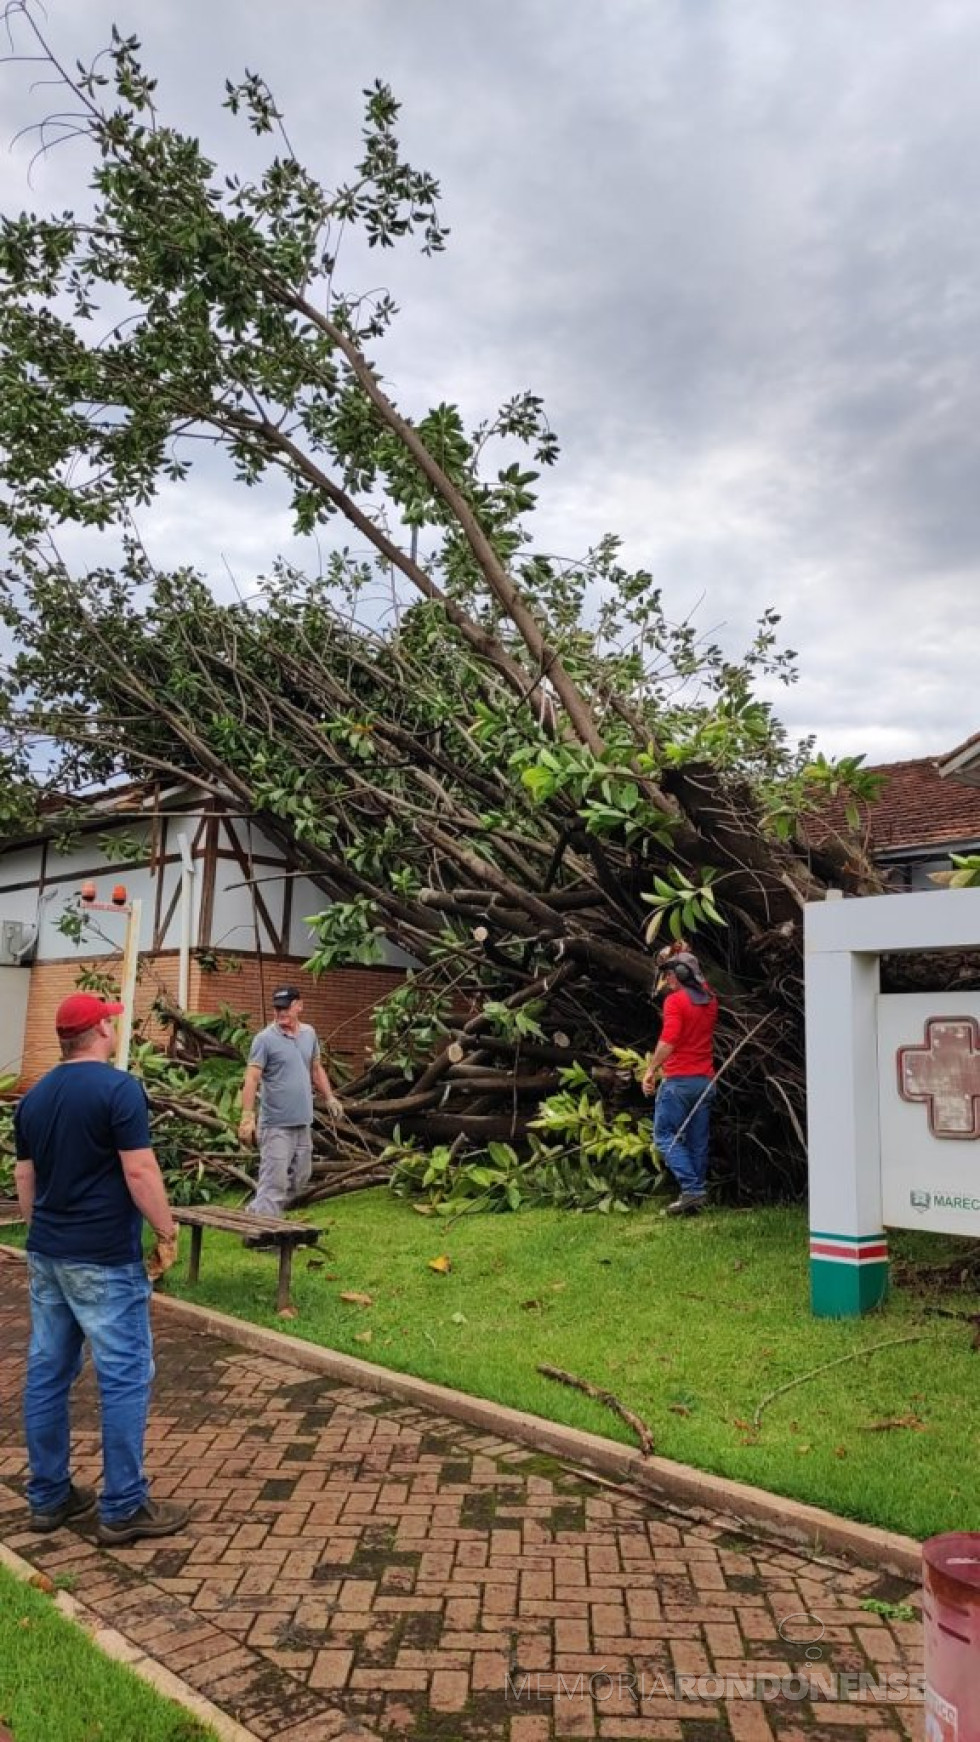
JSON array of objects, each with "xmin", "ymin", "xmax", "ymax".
[
  {"xmin": 294, "ymin": 1154, "xmax": 394, "ymax": 1206},
  {"xmin": 177, "ymin": 1153, "xmax": 257, "ymax": 1194},
  {"xmin": 751, "ymin": 1334, "xmax": 938, "ymax": 1430},
  {"xmin": 299, "ymin": 1169, "xmax": 391, "ymax": 1203},
  {"xmin": 537, "ymin": 1364, "xmax": 656, "ymax": 1457}
]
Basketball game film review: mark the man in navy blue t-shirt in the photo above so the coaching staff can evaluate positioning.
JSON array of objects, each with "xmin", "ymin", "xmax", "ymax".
[{"xmin": 14, "ymin": 992, "xmax": 191, "ymax": 1545}]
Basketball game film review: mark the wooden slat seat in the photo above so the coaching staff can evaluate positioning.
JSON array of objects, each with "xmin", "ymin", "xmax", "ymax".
[
  {"xmin": 172, "ymin": 1205, "xmax": 320, "ymax": 1311},
  {"xmin": 0, "ymin": 1199, "xmax": 24, "ymax": 1226}
]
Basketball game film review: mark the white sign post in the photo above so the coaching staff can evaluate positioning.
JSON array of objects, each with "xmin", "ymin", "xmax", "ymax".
[
  {"xmin": 78, "ymin": 889, "xmax": 143, "ymax": 1073},
  {"xmin": 805, "ymin": 887, "xmax": 980, "ymax": 1317},
  {"xmin": 115, "ymin": 897, "xmax": 142, "ymax": 1073}
]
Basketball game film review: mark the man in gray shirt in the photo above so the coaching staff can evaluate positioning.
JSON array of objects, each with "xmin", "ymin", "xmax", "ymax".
[{"xmin": 238, "ymin": 984, "xmax": 342, "ymax": 1230}]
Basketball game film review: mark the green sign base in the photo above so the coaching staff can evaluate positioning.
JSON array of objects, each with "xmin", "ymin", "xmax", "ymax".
[{"xmin": 810, "ymin": 1256, "xmax": 889, "ymax": 1318}]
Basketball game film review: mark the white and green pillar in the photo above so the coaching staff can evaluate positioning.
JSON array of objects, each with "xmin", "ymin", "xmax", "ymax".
[{"xmin": 805, "ymin": 923, "xmax": 888, "ymax": 1316}]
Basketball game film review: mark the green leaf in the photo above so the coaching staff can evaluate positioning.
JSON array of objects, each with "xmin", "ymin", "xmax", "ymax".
[{"xmin": 521, "ymin": 765, "xmax": 558, "ymax": 803}]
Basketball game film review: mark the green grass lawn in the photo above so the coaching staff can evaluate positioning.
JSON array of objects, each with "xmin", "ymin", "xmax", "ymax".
[
  {"xmin": 154, "ymin": 1192, "xmax": 980, "ymax": 1543},
  {"xmin": 0, "ymin": 1561, "xmax": 216, "ymax": 1742}
]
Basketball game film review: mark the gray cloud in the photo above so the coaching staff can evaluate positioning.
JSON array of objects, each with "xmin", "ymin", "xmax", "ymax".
[{"xmin": 2, "ymin": 0, "xmax": 979, "ymax": 761}]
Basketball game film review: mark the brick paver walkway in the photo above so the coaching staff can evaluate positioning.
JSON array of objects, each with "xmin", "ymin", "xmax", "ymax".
[{"xmin": 0, "ymin": 1256, "xmax": 924, "ymax": 1740}]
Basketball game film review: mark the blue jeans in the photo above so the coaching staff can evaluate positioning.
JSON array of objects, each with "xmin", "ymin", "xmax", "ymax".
[
  {"xmin": 24, "ymin": 1255, "xmax": 154, "ymax": 1523},
  {"xmin": 653, "ymin": 1075, "xmax": 716, "ymax": 1196}
]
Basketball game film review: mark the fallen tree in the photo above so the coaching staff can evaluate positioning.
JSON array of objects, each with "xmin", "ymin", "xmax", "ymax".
[{"xmin": 0, "ymin": 9, "xmax": 888, "ymax": 1199}]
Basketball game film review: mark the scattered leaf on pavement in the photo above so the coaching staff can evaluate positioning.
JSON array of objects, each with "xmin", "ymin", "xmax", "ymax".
[
  {"xmin": 28, "ymin": 1573, "xmax": 55, "ymax": 1594},
  {"xmin": 859, "ymin": 1597, "xmax": 917, "ymax": 1621}
]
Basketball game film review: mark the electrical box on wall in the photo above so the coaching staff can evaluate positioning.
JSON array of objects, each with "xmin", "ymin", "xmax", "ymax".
[{"xmin": 0, "ymin": 920, "xmax": 35, "ymax": 966}]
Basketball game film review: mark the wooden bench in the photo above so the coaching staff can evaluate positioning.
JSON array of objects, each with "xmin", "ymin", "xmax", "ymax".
[
  {"xmin": 172, "ymin": 1206, "xmax": 321, "ymax": 1312},
  {"xmin": 0, "ymin": 1198, "xmax": 25, "ymax": 1227}
]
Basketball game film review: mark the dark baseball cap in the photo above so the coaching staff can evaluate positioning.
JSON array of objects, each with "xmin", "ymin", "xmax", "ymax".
[
  {"xmin": 271, "ymin": 984, "xmax": 303, "ymax": 1008},
  {"xmin": 56, "ymin": 992, "xmax": 126, "ymax": 1036}
]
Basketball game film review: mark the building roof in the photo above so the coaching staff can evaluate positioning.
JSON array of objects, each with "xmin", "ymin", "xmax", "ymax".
[
  {"xmin": 0, "ymin": 781, "xmax": 234, "ymax": 855},
  {"xmin": 815, "ymin": 755, "xmax": 980, "ymax": 855},
  {"xmin": 938, "ymin": 731, "xmax": 980, "ymax": 787}
]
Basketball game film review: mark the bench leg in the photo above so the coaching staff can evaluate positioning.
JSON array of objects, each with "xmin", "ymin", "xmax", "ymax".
[
  {"xmin": 188, "ymin": 1224, "xmax": 203, "ymax": 1286},
  {"xmin": 276, "ymin": 1243, "xmax": 293, "ymax": 1314}
]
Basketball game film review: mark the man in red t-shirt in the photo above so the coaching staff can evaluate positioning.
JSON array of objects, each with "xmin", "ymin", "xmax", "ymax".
[{"xmin": 642, "ymin": 949, "xmax": 718, "ymax": 1215}]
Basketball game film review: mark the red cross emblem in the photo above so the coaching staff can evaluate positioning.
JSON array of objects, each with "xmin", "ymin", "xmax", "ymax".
[{"xmin": 897, "ymin": 1017, "xmax": 980, "ymax": 1139}]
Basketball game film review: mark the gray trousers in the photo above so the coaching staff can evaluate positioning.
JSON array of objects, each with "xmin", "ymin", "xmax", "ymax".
[{"xmin": 248, "ymin": 1125, "xmax": 313, "ymax": 1217}]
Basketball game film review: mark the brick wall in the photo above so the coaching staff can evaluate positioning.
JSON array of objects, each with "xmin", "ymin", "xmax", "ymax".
[
  {"xmin": 19, "ymin": 953, "xmax": 190, "ymax": 1086},
  {"xmin": 194, "ymin": 953, "xmax": 405, "ymax": 1076},
  {"xmin": 18, "ymin": 950, "xmax": 405, "ymax": 1086}
]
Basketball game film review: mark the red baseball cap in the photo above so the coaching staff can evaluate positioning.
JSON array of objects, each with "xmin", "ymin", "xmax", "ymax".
[{"xmin": 55, "ymin": 993, "xmax": 126, "ymax": 1036}]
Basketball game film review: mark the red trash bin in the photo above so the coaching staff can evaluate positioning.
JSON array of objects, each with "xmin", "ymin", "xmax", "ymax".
[{"xmin": 923, "ymin": 1532, "xmax": 980, "ymax": 1740}]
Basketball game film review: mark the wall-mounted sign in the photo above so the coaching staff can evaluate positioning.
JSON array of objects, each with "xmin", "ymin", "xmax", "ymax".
[{"xmin": 879, "ymin": 998, "xmax": 980, "ymax": 1238}]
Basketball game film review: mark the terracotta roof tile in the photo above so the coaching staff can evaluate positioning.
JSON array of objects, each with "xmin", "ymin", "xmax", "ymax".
[{"xmin": 815, "ymin": 756, "xmax": 980, "ymax": 853}]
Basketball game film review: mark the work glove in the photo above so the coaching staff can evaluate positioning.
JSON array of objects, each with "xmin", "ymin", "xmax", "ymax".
[
  {"xmin": 325, "ymin": 1096, "xmax": 344, "ymax": 1120},
  {"xmin": 238, "ymin": 1112, "xmax": 257, "ymax": 1146},
  {"xmin": 146, "ymin": 1227, "xmax": 179, "ymax": 1283}
]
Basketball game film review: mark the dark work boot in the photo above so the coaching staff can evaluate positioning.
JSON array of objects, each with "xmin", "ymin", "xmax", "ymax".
[
  {"xmin": 664, "ymin": 1192, "xmax": 707, "ymax": 1217},
  {"xmin": 97, "ymin": 1498, "xmax": 191, "ymax": 1547},
  {"xmin": 29, "ymin": 1483, "xmax": 97, "ymax": 1533}
]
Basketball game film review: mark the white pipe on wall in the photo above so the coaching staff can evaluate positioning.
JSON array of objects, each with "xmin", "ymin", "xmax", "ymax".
[
  {"xmin": 115, "ymin": 898, "xmax": 142, "ymax": 1073},
  {"xmin": 177, "ymin": 832, "xmax": 195, "ymax": 1011}
]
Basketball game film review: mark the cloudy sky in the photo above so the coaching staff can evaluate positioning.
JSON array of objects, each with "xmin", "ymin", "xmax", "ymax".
[{"xmin": 2, "ymin": 0, "xmax": 979, "ymax": 763}]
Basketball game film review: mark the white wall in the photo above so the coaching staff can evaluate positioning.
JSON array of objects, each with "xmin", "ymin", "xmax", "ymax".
[
  {"xmin": 37, "ymin": 859, "xmax": 160, "ymax": 961},
  {"xmin": 210, "ymin": 819, "xmax": 285, "ymax": 952},
  {"xmin": 0, "ymin": 822, "xmax": 205, "ymax": 963},
  {"xmin": 286, "ymin": 873, "xmax": 416, "ymax": 968},
  {"xmin": 153, "ymin": 826, "xmax": 206, "ymax": 954},
  {"xmin": 0, "ymin": 844, "xmax": 46, "ymax": 935},
  {"xmin": 0, "ymin": 965, "xmax": 31, "ymax": 1081},
  {"xmin": 0, "ymin": 844, "xmax": 45, "ymax": 892},
  {"xmin": 0, "ymin": 815, "xmax": 417, "ymax": 970},
  {"xmin": 288, "ymin": 876, "xmax": 331, "ymax": 957}
]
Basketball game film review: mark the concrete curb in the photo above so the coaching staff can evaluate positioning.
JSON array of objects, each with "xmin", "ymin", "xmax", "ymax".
[
  {"xmin": 0, "ymin": 1538, "xmax": 260, "ymax": 1742},
  {"xmin": 152, "ymin": 1287, "xmax": 923, "ymax": 1582}
]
